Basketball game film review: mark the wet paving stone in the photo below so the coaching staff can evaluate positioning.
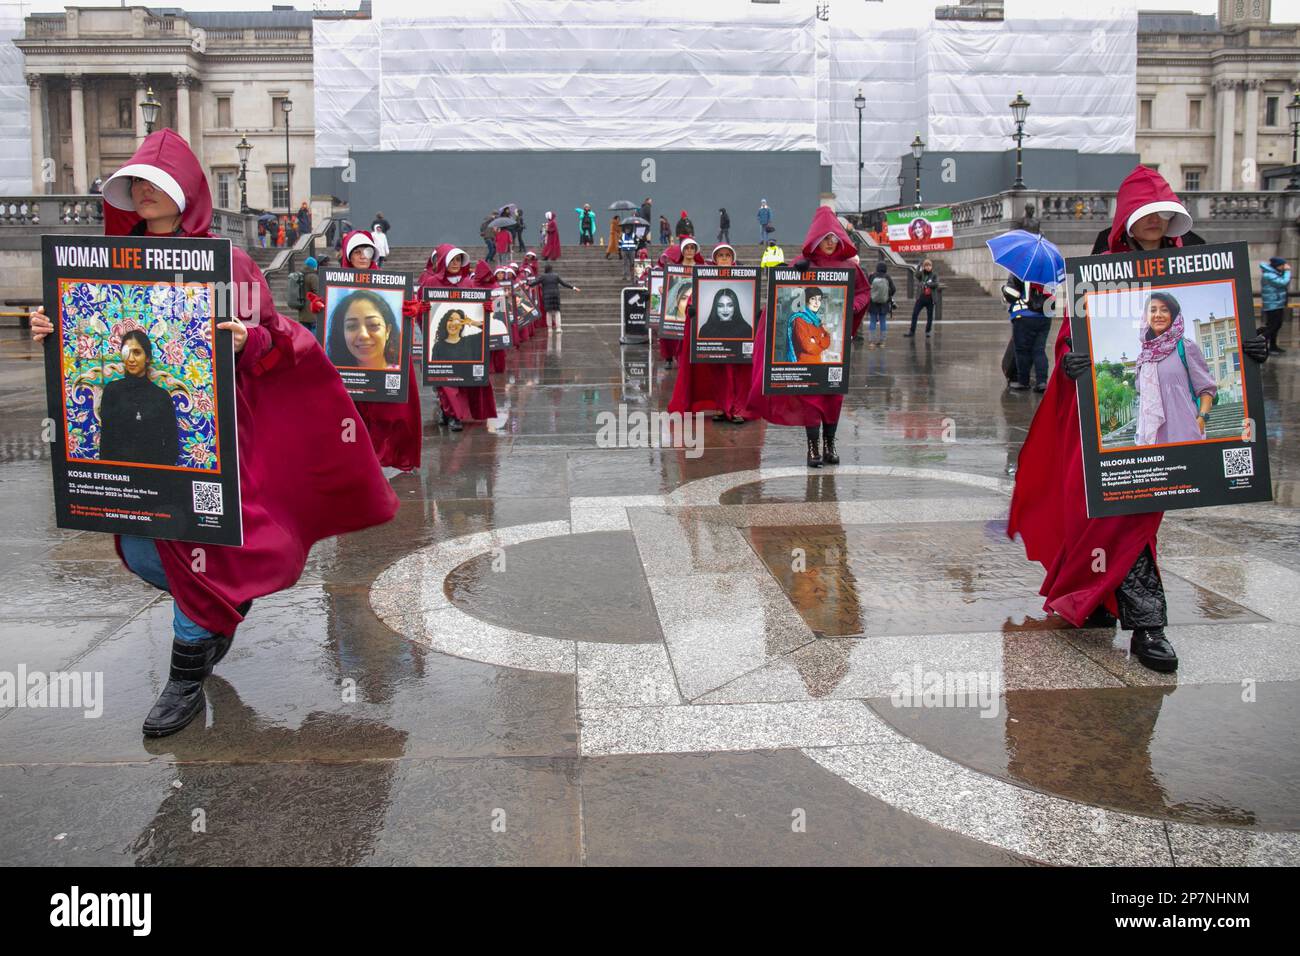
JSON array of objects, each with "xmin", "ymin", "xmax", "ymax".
[
  {"xmin": 445, "ymin": 530, "xmax": 662, "ymax": 644},
  {"xmin": 745, "ymin": 521, "xmax": 1265, "ymax": 638},
  {"xmin": 869, "ymin": 682, "xmax": 1300, "ymax": 830}
]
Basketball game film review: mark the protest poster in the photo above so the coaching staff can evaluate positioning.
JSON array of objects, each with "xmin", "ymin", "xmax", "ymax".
[
  {"xmin": 1068, "ymin": 241, "xmax": 1271, "ymax": 517},
  {"xmin": 887, "ymin": 206, "xmax": 954, "ymax": 254},
  {"xmin": 660, "ymin": 264, "xmax": 692, "ymax": 341},
  {"xmin": 762, "ymin": 267, "xmax": 854, "ymax": 395},
  {"xmin": 318, "ymin": 267, "xmax": 412, "ymax": 402},
  {"xmin": 489, "ymin": 284, "xmax": 513, "ymax": 350},
  {"xmin": 689, "ymin": 265, "xmax": 758, "ymax": 364},
  {"xmin": 423, "ymin": 286, "xmax": 490, "ymax": 387},
  {"xmin": 646, "ymin": 268, "xmax": 665, "ymax": 331},
  {"xmin": 41, "ymin": 234, "xmax": 241, "ymax": 544}
]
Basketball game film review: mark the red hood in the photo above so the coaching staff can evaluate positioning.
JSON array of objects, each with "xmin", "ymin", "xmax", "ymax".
[
  {"xmin": 1107, "ymin": 165, "xmax": 1192, "ymax": 254},
  {"xmin": 102, "ymin": 130, "xmax": 212, "ymax": 237},
  {"xmin": 342, "ymin": 230, "xmax": 379, "ymax": 268},
  {"xmin": 427, "ymin": 244, "xmax": 471, "ymax": 286},
  {"xmin": 802, "ymin": 206, "xmax": 854, "ymax": 261},
  {"xmin": 471, "ymin": 259, "xmax": 496, "ymax": 288}
]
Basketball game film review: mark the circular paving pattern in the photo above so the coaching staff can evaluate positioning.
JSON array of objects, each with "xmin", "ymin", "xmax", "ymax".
[{"xmin": 370, "ymin": 464, "xmax": 1300, "ymax": 865}]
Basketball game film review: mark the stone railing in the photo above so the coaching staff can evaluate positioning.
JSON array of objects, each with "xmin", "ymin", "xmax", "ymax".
[
  {"xmin": 0, "ymin": 195, "xmax": 259, "ymax": 247},
  {"xmin": 941, "ymin": 187, "xmax": 1300, "ymax": 297},
  {"xmin": 0, "ymin": 196, "xmax": 104, "ymax": 227}
]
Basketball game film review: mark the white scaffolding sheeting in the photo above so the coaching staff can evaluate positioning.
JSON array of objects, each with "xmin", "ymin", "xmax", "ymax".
[
  {"xmin": 828, "ymin": 20, "xmax": 921, "ymax": 211},
  {"xmin": 312, "ymin": 17, "xmax": 381, "ymax": 168},
  {"xmin": 311, "ymin": 1, "xmax": 1138, "ymax": 211},
  {"xmin": 0, "ymin": 6, "xmax": 31, "ymax": 193},
  {"xmin": 921, "ymin": 14, "xmax": 1137, "ymax": 156}
]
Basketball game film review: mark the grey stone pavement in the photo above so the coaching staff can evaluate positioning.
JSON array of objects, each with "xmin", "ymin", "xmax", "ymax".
[{"xmin": 1, "ymin": 266, "xmax": 1298, "ymax": 866}]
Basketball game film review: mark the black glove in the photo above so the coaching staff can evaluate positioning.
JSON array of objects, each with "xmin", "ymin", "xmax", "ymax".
[
  {"xmin": 1242, "ymin": 331, "xmax": 1269, "ymax": 364},
  {"xmin": 1062, "ymin": 351, "xmax": 1091, "ymax": 380},
  {"xmin": 790, "ymin": 258, "xmax": 810, "ymax": 271}
]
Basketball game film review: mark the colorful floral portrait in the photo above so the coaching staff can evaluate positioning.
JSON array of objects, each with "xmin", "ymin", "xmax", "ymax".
[{"xmin": 57, "ymin": 279, "xmax": 221, "ymax": 471}]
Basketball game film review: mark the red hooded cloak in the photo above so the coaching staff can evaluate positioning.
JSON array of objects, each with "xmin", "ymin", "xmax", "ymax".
[
  {"xmin": 102, "ymin": 130, "xmax": 397, "ymax": 636},
  {"xmin": 420, "ymin": 245, "xmax": 498, "ymax": 422},
  {"xmin": 1006, "ymin": 166, "xmax": 1190, "ymax": 625}
]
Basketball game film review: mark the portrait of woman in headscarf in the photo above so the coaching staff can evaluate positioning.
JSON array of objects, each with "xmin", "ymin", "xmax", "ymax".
[
  {"xmin": 98, "ymin": 328, "xmax": 181, "ymax": 466},
  {"xmin": 1132, "ymin": 291, "xmax": 1216, "ymax": 446}
]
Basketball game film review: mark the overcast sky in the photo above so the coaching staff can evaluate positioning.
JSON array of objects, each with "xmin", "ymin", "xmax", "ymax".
[{"xmin": 4, "ymin": 0, "xmax": 1300, "ymax": 23}]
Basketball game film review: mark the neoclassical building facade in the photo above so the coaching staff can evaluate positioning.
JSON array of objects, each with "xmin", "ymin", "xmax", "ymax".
[
  {"xmin": 14, "ymin": 4, "xmax": 367, "ymax": 212},
  {"xmin": 1137, "ymin": 1, "xmax": 1300, "ymax": 192}
]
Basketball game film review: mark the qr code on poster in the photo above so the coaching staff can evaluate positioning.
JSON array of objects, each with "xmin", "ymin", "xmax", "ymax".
[
  {"xmin": 1223, "ymin": 447, "xmax": 1254, "ymax": 479},
  {"xmin": 828, "ymin": 367, "xmax": 842, "ymax": 384},
  {"xmin": 473, "ymin": 364, "xmax": 485, "ymax": 377},
  {"xmin": 742, "ymin": 341, "xmax": 754, "ymax": 356},
  {"xmin": 385, "ymin": 373, "xmax": 400, "ymax": 391},
  {"xmin": 192, "ymin": 481, "xmax": 223, "ymax": 515}
]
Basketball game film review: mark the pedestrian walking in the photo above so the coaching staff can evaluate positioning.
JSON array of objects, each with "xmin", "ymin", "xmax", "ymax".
[
  {"xmin": 866, "ymin": 261, "xmax": 895, "ymax": 347},
  {"xmin": 757, "ymin": 199, "xmax": 772, "ymax": 243},
  {"xmin": 717, "ymin": 207, "xmax": 731, "ymax": 243},
  {"xmin": 529, "ymin": 264, "xmax": 581, "ymax": 330},
  {"xmin": 1260, "ymin": 256, "xmax": 1291, "ymax": 354},
  {"xmin": 904, "ymin": 259, "xmax": 940, "ymax": 338}
]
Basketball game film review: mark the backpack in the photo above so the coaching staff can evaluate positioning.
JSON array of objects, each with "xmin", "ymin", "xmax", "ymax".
[
  {"xmin": 870, "ymin": 274, "xmax": 891, "ymax": 304},
  {"xmin": 287, "ymin": 271, "xmax": 306, "ymax": 311}
]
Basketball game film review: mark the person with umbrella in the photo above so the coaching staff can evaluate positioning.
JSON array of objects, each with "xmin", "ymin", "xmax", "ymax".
[
  {"xmin": 987, "ymin": 230, "xmax": 1064, "ymax": 393},
  {"xmin": 1007, "ymin": 165, "xmax": 1271, "ymax": 674}
]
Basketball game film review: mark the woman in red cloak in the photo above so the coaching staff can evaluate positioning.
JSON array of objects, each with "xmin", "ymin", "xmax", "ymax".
[
  {"xmin": 541, "ymin": 211, "xmax": 562, "ymax": 261},
  {"xmin": 30, "ymin": 130, "xmax": 397, "ymax": 736},
  {"xmin": 744, "ymin": 207, "xmax": 868, "ymax": 468},
  {"xmin": 418, "ymin": 245, "xmax": 498, "ymax": 432},
  {"xmin": 307, "ymin": 229, "xmax": 424, "ymax": 472},
  {"xmin": 1008, "ymin": 165, "xmax": 1269, "ymax": 672},
  {"xmin": 668, "ymin": 243, "xmax": 751, "ymax": 423},
  {"xmin": 656, "ymin": 237, "xmax": 705, "ymax": 366},
  {"xmin": 474, "ymin": 259, "xmax": 508, "ymax": 374}
]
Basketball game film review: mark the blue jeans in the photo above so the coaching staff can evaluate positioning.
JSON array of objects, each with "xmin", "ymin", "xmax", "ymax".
[
  {"xmin": 119, "ymin": 535, "xmax": 214, "ymax": 643},
  {"xmin": 868, "ymin": 304, "xmax": 888, "ymax": 339}
]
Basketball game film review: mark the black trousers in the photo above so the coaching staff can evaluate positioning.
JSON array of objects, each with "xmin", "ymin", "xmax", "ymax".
[
  {"xmin": 1262, "ymin": 307, "xmax": 1284, "ymax": 348},
  {"xmin": 1115, "ymin": 545, "xmax": 1167, "ymax": 630},
  {"xmin": 909, "ymin": 297, "xmax": 934, "ymax": 334},
  {"xmin": 1012, "ymin": 314, "xmax": 1051, "ymax": 386}
]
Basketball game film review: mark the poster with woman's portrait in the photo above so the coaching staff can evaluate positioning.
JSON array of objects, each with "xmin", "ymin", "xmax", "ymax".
[
  {"xmin": 489, "ymin": 285, "xmax": 513, "ymax": 350},
  {"xmin": 423, "ymin": 286, "xmax": 489, "ymax": 387},
  {"xmin": 40, "ymin": 235, "xmax": 241, "ymax": 544},
  {"xmin": 762, "ymin": 267, "xmax": 854, "ymax": 395},
  {"xmin": 646, "ymin": 268, "xmax": 665, "ymax": 331},
  {"xmin": 660, "ymin": 264, "xmax": 693, "ymax": 341},
  {"xmin": 513, "ymin": 282, "xmax": 540, "ymax": 327},
  {"xmin": 318, "ymin": 268, "xmax": 412, "ymax": 402},
  {"xmin": 1068, "ymin": 241, "xmax": 1271, "ymax": 517},
  {"xmin": 690, "ymin": 265, "xmax": 758, "ymax": 364}
]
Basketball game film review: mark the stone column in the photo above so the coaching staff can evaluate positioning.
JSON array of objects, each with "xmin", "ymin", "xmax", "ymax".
[
  {"xmin": 174, "ymin": 73, "xmax": 191, "ymax": 141},
  {"xmin": 69, "ymin": 75, "xmax": 88, "ymax": 194},
  {"xmin": 27, "ymin": 75, "xmax": 46, "ymax": 194},
  {"xmin": 133, "ymin": 73, "xmax": 148, "ymax": 143},
  {"xmin": 1216, "ymin": 79, "xmax": 1237, "ymax": 190},
  {"xmin": 1242, "ymin": 79, "xmax": 1261, "ymax": 190}
]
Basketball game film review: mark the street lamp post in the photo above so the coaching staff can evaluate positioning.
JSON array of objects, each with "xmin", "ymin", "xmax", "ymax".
[
  {"xmin": 1287, "ymin": 91, "xmax": 1300, "ymax": 192},
  {"xmin": 1010, "ymin": 90, "xmax": 1030, "ymax": 191},
  {"xmin": 282, "ymin": 97, "xmax": 293, "ymax": 217},
  {"xmin": 910, "ymin": 134, "xmax": 925, "ymax": 205},
  {"xmin": 140, "ymin": 86, "xmax": 161, "ymax": 135},
  {"xmin": 236, "ymin": 133, "xmax": 252, "ymax": 214},
  {"xmin": 854, "ymin": 87, "xmax": 866, "ymax": 222}
]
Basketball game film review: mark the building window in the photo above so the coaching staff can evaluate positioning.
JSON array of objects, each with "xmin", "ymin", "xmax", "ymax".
[
  {"xmin": 1188, "ymin": 98, "xmax": 1202, "ymax": 129},
  {"xmin": 214, "ymin": 170, "xmax": 234, "ymax": 209},
  {"xmin": 1139, "ymin": 98, "xmax": 1153, "ymax": 129},
  {"xmin": 271, "ymin": 96, "xmax": 290, "ymax": 126},
  {"xmin": 1183, "ymin": 168, "xmax": 1204, "ymax": 192},
  {"xmin": 1265, "ymin": 95, "xmax": 1279, "ymax": 127},
  {"xmin": 270, "ymin": 169, "xmax": 289, "ymax": 209},
  {"xmin": 117, "ymin": 97, "xmax": 133, "ymax": 129},
  {"xmin": 216, "ymin": 96, "xmax": 231, "ymax": 129}
]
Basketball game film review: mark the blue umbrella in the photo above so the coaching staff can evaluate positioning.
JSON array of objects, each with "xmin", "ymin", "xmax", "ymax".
[{"xmin": 985, "ymin": 230, "xmax": 1065, "ymax": 285}]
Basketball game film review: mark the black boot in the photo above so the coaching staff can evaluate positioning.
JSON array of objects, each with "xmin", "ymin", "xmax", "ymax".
[
  {"xmin": 821, "ymin": 422, "xmax": 840, "ymax": 465},
  {"xmin": 1081, "ymin": 605, "xmax": 1117, "ymax": 628},
  {"xmin": 1130, "ymin": 628, "xmax": 1178, "ymax": 673},
  {"xmin": 141, "ymin": 635, "xmax": 232, "ymax": 738},
  {"xmin": 806, "ymin": 426, "xmax": 822, "ymax": 468}
]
